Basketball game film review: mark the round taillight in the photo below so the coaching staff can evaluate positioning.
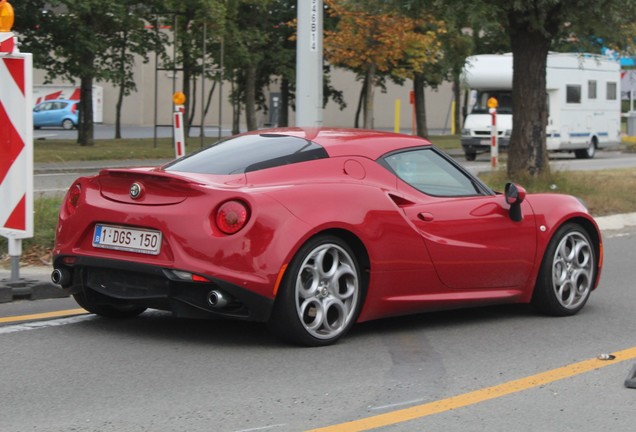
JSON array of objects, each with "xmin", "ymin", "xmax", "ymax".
[
  {"xmin": 215, "ymin": 200, "xmax": 250, "ymax": 234},
  {"xmin": 65, "ymin": 184, "xmax": 81, "ymax": 215}
]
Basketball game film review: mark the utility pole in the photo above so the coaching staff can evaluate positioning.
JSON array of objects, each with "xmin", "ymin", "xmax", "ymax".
[{"xmin": 296, "ymin": 0, "xmax": 323, "ymax": 127}]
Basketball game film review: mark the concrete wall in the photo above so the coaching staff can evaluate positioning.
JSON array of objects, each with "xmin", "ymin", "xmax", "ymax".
[{"xmin": 34, "ymin": 59, "xmax": 455, "ymax": 133}]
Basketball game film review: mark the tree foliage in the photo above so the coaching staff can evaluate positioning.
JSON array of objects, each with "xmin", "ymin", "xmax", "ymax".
[
  {"xmin": 110, "ymin": 2, "xmax": 166, "ymax": 139},
  {"xmin": 324, "ymin": 0, "xmax": 445, "ymax": 129},
  {"xmin": 424, "ymin": 0, "xmax": 636, "ymax": 177},
  {"xmin": 157, "ymin": 0, "xmax": 225, "ymax": 135},
  {"xmin": 221, "ymin": 0, "xmax": 274, "ymax": 132},
  {"xmin": 14, "ymin": 0, "xmax": 163, "ymax": 145}
]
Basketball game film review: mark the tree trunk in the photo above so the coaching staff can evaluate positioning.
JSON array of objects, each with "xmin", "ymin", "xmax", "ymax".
[
  {"xmin": 189, "ymin": 77, "xmax": 197, "ymax": 128},
  {"xmin": 232, "ymin": 102, "xmax": 241, "ymax": 135},
  {"xmin": 114, "ymin": 29, "xmax": 128, "ymax": 140},
  {"xmin": 78, "ymin": 75, "xmax": 94, "ymax": 147},
  {"xmin": 181, "ymin": 32, "xmax": 192, "ymax": 138},
  {"xmin": 507, "ymin": 12, "xmax": 555, "ymax": 178},
  {"xmin": 414, "ymin": 73, "xmax": 428, "ymax": 138},
  {"xmin": 354, "ymin": 78, "xmax": 366, "ymax": 128},
  {"xmin": 231, "ymin": 78, "xmax": 241, "ymax": 135},
  {"xmin": 363, "ymin": 64, "xmax": 375, "ymax": 129},
  {"xmin": 279, "ymin": 78, "xmax": 289, "ymax": 127},
  {"xmin": 245, "ymin": 64, "xmax": 258, "ymax": 131},
  {"xmin": 182, "ymin": 66, "xmax": 193, "ymax": 137},
  {"xmin": 115, "ymin": 81, "xmax": 124, "ymax": 139},
  {"xmin": 453, "ymin": 74, "xmax": 461, "ymax": 135}
]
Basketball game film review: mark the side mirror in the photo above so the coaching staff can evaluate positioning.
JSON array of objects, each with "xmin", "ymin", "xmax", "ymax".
[{"xmin": 505, "ymin": 182, "xmax": 526, "ymax": 222}]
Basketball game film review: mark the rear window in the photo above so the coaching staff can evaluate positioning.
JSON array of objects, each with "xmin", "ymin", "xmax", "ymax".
[{"xmin": 164, "ymin": 133, "xmax": 329, "ymax": 175}]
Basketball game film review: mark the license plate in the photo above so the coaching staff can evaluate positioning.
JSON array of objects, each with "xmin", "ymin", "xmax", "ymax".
[
  {"xmin": 480, "ymin": 139, "xmax": 492, "ymax": 145},
  {"xmin": 93, "ymin": 224, "xmax": 162, "ymax": 255}
]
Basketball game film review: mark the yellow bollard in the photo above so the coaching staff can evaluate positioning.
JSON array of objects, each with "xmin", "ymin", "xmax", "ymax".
[
  {"xmin": 0, "ymin": 0, "xmax": 14, "ymax": 32},
  {"xmin": 394, "ymin": 99, "xmax": 401, "ymax": 133}
]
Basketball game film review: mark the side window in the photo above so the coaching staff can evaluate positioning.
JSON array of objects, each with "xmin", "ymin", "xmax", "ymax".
[
  {"xmin": 382, "ymin": 148, "xmax": 481, "ymax": 197},
  {"xmin": 566, "ymin": 85, "xmax": 581, "ymax": 103},
  {"xmin": 607, "ymin": 82, "xmax": 617, "ymax": 100},
  {"xmin": 588, "ymin": 80, "xmax": 597, "ymax": 99}
]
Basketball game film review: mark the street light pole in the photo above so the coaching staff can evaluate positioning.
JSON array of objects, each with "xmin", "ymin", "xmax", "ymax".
[{"xmin": 296, "ymin": 0, "xmax": 323, "ymax": 127}]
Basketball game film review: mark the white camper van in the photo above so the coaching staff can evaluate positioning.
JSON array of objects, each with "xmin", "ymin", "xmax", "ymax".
[{"xmin": 461, "ymin": 53, "xmax": 621, "ymax": 161}]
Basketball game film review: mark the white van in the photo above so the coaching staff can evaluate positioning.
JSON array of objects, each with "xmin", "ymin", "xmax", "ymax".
[{"xmin": 461, "ymin": 53, "xmax": 621, "ymax": 161}]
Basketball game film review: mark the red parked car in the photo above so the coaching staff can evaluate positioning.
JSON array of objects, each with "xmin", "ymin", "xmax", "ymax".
[{"xmin": 52, "ymin": 128, "xmax": 602, "ymax": 346}]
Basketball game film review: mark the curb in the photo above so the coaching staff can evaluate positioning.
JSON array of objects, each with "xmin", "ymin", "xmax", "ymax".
[
  {"xmin": 0, "ymin": 278, "xmax": 69, "ymax": 303},
  {"xmin": 595, "ymin": 213, "xmax": 636, "ymax": 231}
]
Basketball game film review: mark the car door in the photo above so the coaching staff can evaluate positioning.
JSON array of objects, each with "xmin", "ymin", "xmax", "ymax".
[
  {"xmin": 42, "ymin": 102, "xmax": 61, "ymax": 126},
  {"xmin": 33, "ymin": 102, "xmax": 52, "ymax": 127},
  {"xmin": 382, "ymin": 147, "xmax": 537, "ymax": 291},
  {"xmin": 402, "ymin": 196, "xmax": 537, "ymax": 290},
  {"xmin": 49, "ymin": 102, "xmax": 66, "ymax": 126}
]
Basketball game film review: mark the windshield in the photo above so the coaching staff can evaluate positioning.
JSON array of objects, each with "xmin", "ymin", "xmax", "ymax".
[{"xmin": 470, "ymin": 90, "xmax": 512, "ymax": 115}]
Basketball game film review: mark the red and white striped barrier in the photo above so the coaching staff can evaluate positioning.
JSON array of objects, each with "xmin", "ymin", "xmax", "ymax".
[
  {"xmin": 0, "ymin": 32, "xmax": 34, "ymax": 242},
  {"xmin": 173, "ymin": 104, "xmax": 185, "ymax": 159},
  {"xmin": 489, "ymin": 107, "xmax": 498, "ymax": 170},
  {"xmin": 0, "ymin": 32, "xmax": 14, "ymax": 53}
]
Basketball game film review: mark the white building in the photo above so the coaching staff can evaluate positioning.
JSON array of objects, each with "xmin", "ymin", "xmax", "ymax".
[{"xmin": 33, "ymin": 60, "xmax": 456, "ymax": 134}]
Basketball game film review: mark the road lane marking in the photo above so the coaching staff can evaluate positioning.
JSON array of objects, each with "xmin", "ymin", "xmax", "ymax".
[
  {"xmin": 0, "ymin": 308, "xmax": 87, "ymax": 324},
  {"xmin": 234, "ymin": 424, "xmax": 288, "ymax": 432},
  {"xmin": 368, "ymin": 398, "xmax": 425, "ymax": 411},
  {"xmin": 307, "ymin": 346, "xmax": 636, "ymax": 432}
]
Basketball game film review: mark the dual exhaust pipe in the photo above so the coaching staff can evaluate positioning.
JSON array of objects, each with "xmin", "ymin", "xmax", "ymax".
[
  {"xmin": 207, "ymin": 289, "xmax": 230, "ymax": 308},
  {"xmin": 51, "ymin": 268, "xmax": 71, "ymax": 287},
  {"xmin": 52, "ymin": 268, "xmax": 232, "ymax": 309}
]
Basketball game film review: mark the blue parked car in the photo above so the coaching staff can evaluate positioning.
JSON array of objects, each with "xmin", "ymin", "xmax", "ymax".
[{"xmin": 33, "ymin": 99, "xmax": 79, "ymax": 130}]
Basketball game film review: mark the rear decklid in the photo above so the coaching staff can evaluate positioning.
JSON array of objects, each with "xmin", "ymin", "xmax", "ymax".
[{"xmin": 97, "ymin": 167, "xmax": 245, "ymax": 205}]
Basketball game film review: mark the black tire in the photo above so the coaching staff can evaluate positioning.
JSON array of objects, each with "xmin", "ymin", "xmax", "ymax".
[
  {"xmin": 531, "ymin": 223, "xmax": 596, "ymax": 316},
  {"xmin": 575, "ymin": 139, "xmax": 596, "ymax": 159},
  {"xmin": 62, "ymin": 119, "xmax": 75, "ymax": 130},
  {"xmin": 268, "ymin": 235, "xmax": 364, "ymax": 347},
  {"xmin": 465, "ymin": 152, "xmax": 477, "ymax": 161},
  {"xmin": 73, "ymin": 290, "xmax": 147, "ymax": 318}
]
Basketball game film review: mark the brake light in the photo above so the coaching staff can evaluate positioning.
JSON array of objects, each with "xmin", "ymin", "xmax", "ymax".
[
  {"xmin": 71, "ymin": 103, "xmax": 77, "ymax": 114},
  {"xmin": 215, "ymin": 200, "xmax": 250, "ymax": 234},
  {"xmin": 65, "ymin": 184, "xmax": 81, "ymax": 215}
]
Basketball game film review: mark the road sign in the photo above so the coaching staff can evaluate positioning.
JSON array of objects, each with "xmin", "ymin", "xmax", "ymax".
[
  {"xmin": 0, "ymin": 33, "xmax": 33, "ymax": 239},
  {"xmin": 1, "ymin": 28, "xmax": 34, "ymax": 283}
]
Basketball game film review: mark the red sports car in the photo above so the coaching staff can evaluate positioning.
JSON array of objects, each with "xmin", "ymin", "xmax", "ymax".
[{"xmin": 52, "ymin": 128, "xmax": 602, "ymax": 346}]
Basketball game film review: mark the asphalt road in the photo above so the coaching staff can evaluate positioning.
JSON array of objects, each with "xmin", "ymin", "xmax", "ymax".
[
  {"xmin": 1, "ymin": 226, "xmax": 636, "ymax": 432},
  {"xmin": 12, "ymin": 128, "xmax": 636, "ymax": 431}
]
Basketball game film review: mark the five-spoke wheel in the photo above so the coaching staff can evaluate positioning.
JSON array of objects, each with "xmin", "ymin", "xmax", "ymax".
[
  {"xmin": 269, "ymin": 235, "xmax": 364, "ymax": 346},
  {"xmin": 532, "ymin": 223, "xmax": 596, "ymax": 315}
]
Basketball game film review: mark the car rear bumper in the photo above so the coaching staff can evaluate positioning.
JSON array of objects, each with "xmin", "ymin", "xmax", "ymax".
[{"xmin": 53, "ymin": 256, "xmax": 274, "ymax": 322}]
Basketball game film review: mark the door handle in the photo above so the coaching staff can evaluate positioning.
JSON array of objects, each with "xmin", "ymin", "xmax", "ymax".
[{"xmin": 418, "ymin": 212, "xmax": 434, "ymax": 222}]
